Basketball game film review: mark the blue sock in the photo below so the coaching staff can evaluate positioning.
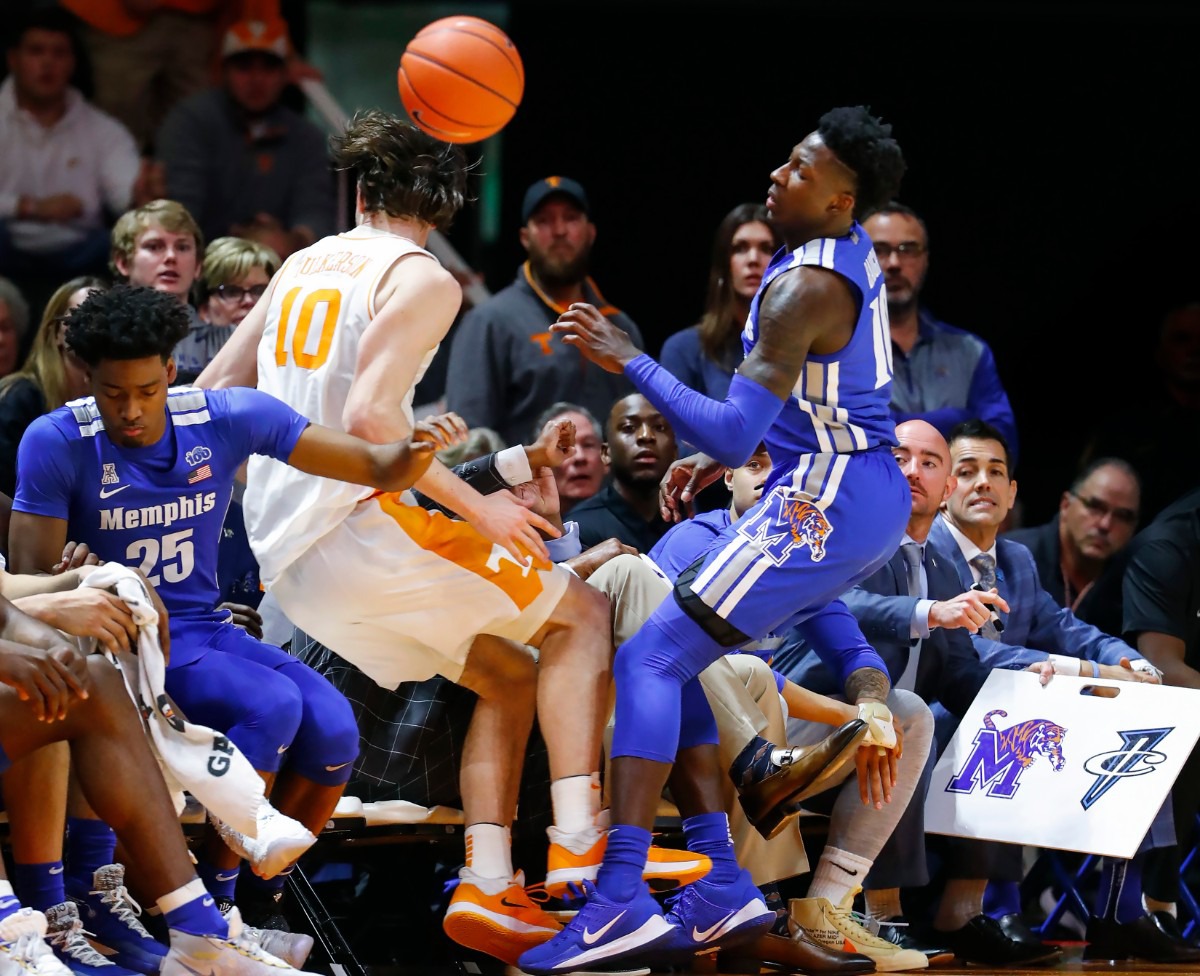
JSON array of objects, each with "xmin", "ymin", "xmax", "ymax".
[
  {"xmin": 65, "ymin": 817, "xmax": 117, "ymax": 898},
  {"xmin": 163, "ymin": 893, "xmax": 228, "ymax": 938},
  {"xmin": 13, "ymin": 862, "xmax": 66, "ymax": 912},
  {"xmin": 1096, "ymin": 855, "xmax": 1145, "ymax": 924},
  {"xmin": 683, "ymin": 812, "xmax": 740, "ymax": 885},
  {"xmin": 196, "ymin": 861, "xmax": 240, "ymax": 903},
  {"xmin": 982, "ymin": 880, "xmax": 1021, "ymax": 919},
  {"xmin": 240, "ymin": 866, "xmax": 291, "ymax": 898},
  {"xmin": 596, "ymin": 825, "xmax": 652, "ymax": 902}
]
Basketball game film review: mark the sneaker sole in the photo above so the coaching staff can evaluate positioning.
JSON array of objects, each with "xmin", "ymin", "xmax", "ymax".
[
  {"xmin": 544, "ymin": 857, "xmax": 712, "ymax": 900},
  {"xmin": 444, "ymin": 904, "xmax": 561, "ymax": 965},
  {"xmin": 521, "ymin": 917, "xmax": 677, "ymax": 975}
]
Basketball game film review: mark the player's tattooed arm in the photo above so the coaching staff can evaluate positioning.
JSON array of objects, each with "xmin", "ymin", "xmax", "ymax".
[
  {"xmin": 844, "ymin": 665, "xmax": 891, "ymax": 704},
  {"xmin": 738, "ymin": 266, "xmax": 858, "ymax": 399}
]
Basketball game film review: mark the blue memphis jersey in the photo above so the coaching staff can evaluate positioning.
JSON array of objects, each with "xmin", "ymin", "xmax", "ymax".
[
  {"xmin": 14, "ymin": 387, "xmax": 308, "ymax": 639},
  {"xmin": 744, "ymin": 223, "xmax": 895, "ymax": 488}
]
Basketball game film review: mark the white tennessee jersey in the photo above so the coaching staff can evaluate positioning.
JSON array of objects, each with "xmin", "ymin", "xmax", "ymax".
[{"xmin": 245, "ymin": 225, "xmax": 439, "ymax": 584}]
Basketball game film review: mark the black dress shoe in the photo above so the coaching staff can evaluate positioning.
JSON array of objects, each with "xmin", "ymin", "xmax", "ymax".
[
  {"xmin": 719, "ymin": 931, "xmax": 876, "ymax": 975},
  {"xmin": 1084, "ymin": 911, "xmax": 1200, "ymax": 963},
  {"xmin": 736, "ymin": 719, "xmax": 868, "ymax": 840},
  {"xmin": 875, "ymin": 918, "xmax": 954, "ymax": 965},
  {"xmin": 938, "ymin": 913, "xmax": 1061, "ymax": 966}
]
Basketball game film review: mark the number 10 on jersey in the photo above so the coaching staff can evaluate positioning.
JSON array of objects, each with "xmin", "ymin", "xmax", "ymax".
[{"xmin": 275, "ymin": 287, "xmax": 342, "ymax": 370}]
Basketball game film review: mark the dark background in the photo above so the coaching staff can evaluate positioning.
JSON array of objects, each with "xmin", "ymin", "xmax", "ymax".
[{"xmin": 431, "ymin": 0, "xmax": 1200, "ymax": 524}]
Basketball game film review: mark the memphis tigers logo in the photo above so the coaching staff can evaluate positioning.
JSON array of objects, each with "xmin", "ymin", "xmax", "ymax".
[
  {"xmin": 1080, "ymin": 728, "xmax": 1172, "ymax": 810},
  {"xmin": 737, "ymin": 488, "xmax": 834, "ymax": 565},
  {"xmin": 946, "ymin": 709, "xmax": 1067, "ymax": 799}
]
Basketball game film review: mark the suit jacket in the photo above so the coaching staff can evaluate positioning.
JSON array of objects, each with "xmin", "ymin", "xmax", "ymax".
[
  {"xmin": 774, "ymin": 538, "xmax": 987, "ymax": 718},
  {"xmin": 928, "ymin": 517, "xmax": 1138, "ymax": 668},
  {"xmin": 1002, "ymin": 515, "xmax": 1128, "ymax": 637}
]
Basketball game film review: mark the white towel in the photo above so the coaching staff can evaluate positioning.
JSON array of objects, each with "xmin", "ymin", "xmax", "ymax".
[{"xmin": 83, "ymin": 564, "xmax": 264, "ymax": 837}]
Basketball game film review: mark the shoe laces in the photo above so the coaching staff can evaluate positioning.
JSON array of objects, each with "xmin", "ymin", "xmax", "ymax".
[
  {"xmin": 522, "ymin": 882, "xmax": 551, "ymax": 906},
  {"xmin": 90, "ymin": 884, "xmax": 154, "ymax": 939},
  {"xmin": 9, "ymin": 931, "xmax": 49, "ymax": 969},
  {"xmin": 47, "ymin": 914, "xmax": 110, "ymax": 967},
  {"xmin": 829, "ymin": 904, "xmax": 896, "ymax": 949}
]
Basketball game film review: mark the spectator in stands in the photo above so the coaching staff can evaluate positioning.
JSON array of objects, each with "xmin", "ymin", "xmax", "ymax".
[
  {"xmin": 863, "ymin": 204, "xmax": 1019, "ymax": 459},
  {"xmin": 1082, "ymin": 301, "xmax": 1200, "ymax": 523},
  {"xmin": 660, "ymin": 203, "xmax": 782, "ymax": 402},
  {"xmin": 110, "ymin": 199, "xmax": 213, "ymax": 382},
  {"xmin": 444, "ymin": 176, "xmax": 644, "ymax": 445},
  {"xmin": 0, "ymin": 275, "xmax": 105, "ymax": 497},
  {"xmin": 0, "ymin": 277, "xmax": 30, "ymax": 380},
  {"xmin": 531, "ymin": 402, "xmax": 606, "ymax": 516},
  {"xmin": 156, "ymin": 18, "xmax": 333, "ymax": 260},
  {"xmin": 1002, "ymin": 457, "xmax": 1141, "ymax": 637},
  {"xmin": 192, "ymin": 235, "xmax": 280, "ymax": 371},
  {"xmin": 0, "ymin": 9, "xmax": 148, "ymax": 296},
  {"xmin": 571, "ymin": 394, "xmax": 677, "ymax": 551}
]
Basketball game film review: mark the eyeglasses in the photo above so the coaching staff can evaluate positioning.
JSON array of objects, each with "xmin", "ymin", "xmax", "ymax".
[
  {"xmin": 213, "ymin": 283, "xmax": 268, "ymax": 302},
  {"xmin": 872, "ymin": 241, "xmax": 926, "ymax": 260},
  {"xmin": 1070, "ymin": 492, "xmax": 1138, "ymax": 525}
]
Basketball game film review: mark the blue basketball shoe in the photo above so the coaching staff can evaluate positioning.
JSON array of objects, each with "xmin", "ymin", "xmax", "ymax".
[
  {"xmin": 516, "ymin": 882, "xmax": 674, "ymax": 975},
  {"xmin": 654, "ymin": 870, "xmax": 775, "ymax": 960}
]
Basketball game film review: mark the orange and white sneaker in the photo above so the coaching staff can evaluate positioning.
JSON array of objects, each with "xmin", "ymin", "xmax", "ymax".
[
  {"xmin": 442, "ymin": 869, "xmax": 562, "ymax": 965},
  {"xmin": 544, "ymin": 825, "xmax": 712, "ymax": 899}
]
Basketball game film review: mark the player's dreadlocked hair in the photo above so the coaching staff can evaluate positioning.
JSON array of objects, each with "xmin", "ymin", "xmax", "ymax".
[
  {"xmin": 331, "ymin": 109, "xmax": 474, "ymax": 229},
  {"xmin": 818, "ymin": 106, "xmax": 906, "ymax": 219},
  {"xmin": 65, "ymin": 284, "xmax": 190, "ymax": 366}
]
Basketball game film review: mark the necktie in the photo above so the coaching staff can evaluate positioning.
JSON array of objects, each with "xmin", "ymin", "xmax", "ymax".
[
  {"xmin": 969, "ymin": 552, "xmax": 1002, "ymax": 640},
  {"xmin": 895, "ymin": 543, "xmax": 924, "ymax": 691}
]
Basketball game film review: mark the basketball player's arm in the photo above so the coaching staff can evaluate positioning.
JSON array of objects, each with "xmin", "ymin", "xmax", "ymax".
[
  {"xmin": 552, "ymin": 269, "xmax": 855, "ymax": 467},
  {"xmin": 196, "ymin": 287, "xmax": 272, "ymax": 389},
  {"xmin": 343, "ymin": 257, "xmax": 558, "ymax": 562}
]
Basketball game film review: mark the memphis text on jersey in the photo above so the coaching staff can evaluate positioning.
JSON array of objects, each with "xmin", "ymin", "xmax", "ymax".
[{"xmin": 99, "ymin": 491, "xmax": 218, "ymax": 531}]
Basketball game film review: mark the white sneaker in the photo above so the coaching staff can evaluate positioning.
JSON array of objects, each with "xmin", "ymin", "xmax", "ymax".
[
  {"xmin": 0, "ymin": 908, "xmax": 74, "ymax": 976},
  {"xmin": 790, "ymin": 890, "xmax": 928, "ymax": 972},
  {"xmin": 217, "ymin": 906, "xmax": 313, "ymax": 969},
  {"xmin": 45, "ymin": 902, "xmax": 133, "ymax": 975},
  {"xmin": 161, "ymin": 908, "xmax": 318, "ymax": 976},
  {"xmin": 210, "ymin": 806, "xmax": 316, "ymax": 880}
]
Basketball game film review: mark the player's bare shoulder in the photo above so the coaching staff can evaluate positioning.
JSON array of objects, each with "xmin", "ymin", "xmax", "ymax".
[{"xmin": 758, "ymin": 264, "xmax": 857, "ymax": 356}]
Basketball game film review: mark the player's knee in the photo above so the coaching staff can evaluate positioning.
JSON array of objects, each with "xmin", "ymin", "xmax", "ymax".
[
  {"xmin": 256, "ymin": 679, "xmax": 304, "ymax": 756},
  {"xmin": 83, "ymin": 656, "xmax": 130, "ymax": 724},
  {"xmin": 613, "ymin": 619, "xmax": 688, "ymax": 688},
  {"xmin": 891, "ymin": 689, "xmax": 934, "ymax": 747},
  {"xmin": 462, "ymin": 638, "xmax": 537, "ymax": 703}
]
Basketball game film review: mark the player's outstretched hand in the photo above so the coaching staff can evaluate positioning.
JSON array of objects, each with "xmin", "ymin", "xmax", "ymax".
[
  {"xmin": 219, "ymin": 603, "xmax": 264, "ymax": 641},
  {"xmin": 401, "ymin": 412, "xmax": 469, "ymax": 484},
  {"xmin": 527, "ymin": 419, "xmax": 576, "ymax": 470},
  {"xmin": 53, "ymin": 540, "xmax": 102, "ymax": 574},
  {"xmin": 0, "ymin": 639, "xmax": 89, "ymax": 723},
  {"xmin": 550, "ymin": 303, "xmax": 641, "ymax": 374},
  {"xmin": 659, "ymin": 453, "xmax": 724, "ymax": 522},
  {"xmin": 470, "ymin": 489, "xmax": 558, "ymax": 565}
]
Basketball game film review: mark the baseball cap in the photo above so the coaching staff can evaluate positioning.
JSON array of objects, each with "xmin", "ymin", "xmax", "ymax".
[
  {"xmin": 221, "ymin": 18, "xmax": 290, "ymax": 61},
  {"xmin": 521, "ymin": 176, "xmax": 589, "ymax": 223}
]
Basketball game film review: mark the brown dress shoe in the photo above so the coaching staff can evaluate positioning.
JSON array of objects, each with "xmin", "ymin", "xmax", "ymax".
[
  {"xmin": 736, "ymin": 719, "xmax": 869, "ymax": 839},
  {"xmin": 720, "ymin": 931, "xmax": 877, "ymax": 974}
]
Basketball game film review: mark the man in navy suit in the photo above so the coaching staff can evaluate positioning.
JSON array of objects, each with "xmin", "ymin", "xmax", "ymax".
[
  {"xmin": 777, "ymin": 420, "xmax": 1060, "ymax": 966},
  {"xmin": 934, "ymin": 420, "xmax": 1199, "ymax": 965}
]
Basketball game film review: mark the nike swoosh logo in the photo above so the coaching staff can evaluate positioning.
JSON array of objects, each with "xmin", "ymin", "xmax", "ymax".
[
  {"xmin": 99, "ymin": 484, "xmax": 131, "ymax": 499},
  {"xmin": 49, "ymin": 866, "xmax": 64, "ymax": 875},
  {"xmin": 175, "ymin": 959, "xmax": 216, "ymax": 976},
  {"xmin": 201, "ymin": 897, "xmax": 214, "ymax": 907},
  {"xmin": 324, "ymin": 761, "xmax": 352, "ymax": 771},
  {"xmin": 832, "ymin": 864, "xmax": 859, "ymax": 876},
  {"xmin": 215, "ymin": 873, "xmax": 239, "ymax": 883},
  {"xmin": 277, "ymin": 745, "xmax": 289, "ymax": 754},
  {"xmin": 693, "ymin": 911, "xmax": 737, "ymax": 943},
  {"xmin": 500, "ymin": 897, "xmax": 524, "ymax": 909},
  {"xmin": 582, "ymin": 910, "xmax": 625, "ymax": 944}
]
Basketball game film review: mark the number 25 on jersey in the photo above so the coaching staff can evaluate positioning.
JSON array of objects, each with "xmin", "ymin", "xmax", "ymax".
[{"xmin": 275, "ymin": 287, "xmax": 342, "ymax": 370}]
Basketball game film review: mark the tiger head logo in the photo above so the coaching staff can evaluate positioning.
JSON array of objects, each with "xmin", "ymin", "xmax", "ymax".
[
  {"xmin": 779, "ymin": 498, "xmax": 833, "ymax": 562},
  {"xmin": 983, "ymin": 709, "xmax": 1067, "ymax": 771},
  {"xmin": 946, "ymin": 707, "xmax": 1068, "ymax": 799}
]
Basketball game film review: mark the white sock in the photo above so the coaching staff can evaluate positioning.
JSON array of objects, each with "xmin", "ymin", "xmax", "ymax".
[
  {"xmin": 934, "ymin": 879, "xmax": 987, "ymax": 932},
  {"xmin": 0, "ymin": 881, "xmax": 15, "ymax": 899},
  {"xmin": 156, "ymin": 878, "xmax": 209, "ymax": 916},
  {"xmin": 807, "ymin": 847, "xmax": 874, "ymax": 906},
  {"xmin": 865, "ymin": 887, "xmax": 902, "ymax": 921},
  {"xmin": 1144, "ymin": 894, "xmax": 1177, "ymax": 918},
  {"xmin": 464, "ymin": 823, "xmax": 513, "ymax": 881},
  {"xmin": 589, "ymin": 771, "xmax": 603, "ymax": 818},
  {"xmin": 551, "ymin": 775, "xmax": 598, "ymax": 835}
]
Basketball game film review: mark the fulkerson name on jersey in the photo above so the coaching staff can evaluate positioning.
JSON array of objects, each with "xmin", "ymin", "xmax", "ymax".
[{"xmin": 99, "ymin": 491, "xmax": 218, "ymax": 531}]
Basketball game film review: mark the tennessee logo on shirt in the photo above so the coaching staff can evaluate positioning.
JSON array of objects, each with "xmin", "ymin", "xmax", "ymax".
[{"xmin": 188, "ymin": 464, "xmax": 213, "ymax": 485}]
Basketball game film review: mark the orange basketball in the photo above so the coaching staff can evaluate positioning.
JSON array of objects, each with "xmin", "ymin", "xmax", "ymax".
[{"xmin": 397, "ymin": 15, "xmax": 524, "ymax": 144}]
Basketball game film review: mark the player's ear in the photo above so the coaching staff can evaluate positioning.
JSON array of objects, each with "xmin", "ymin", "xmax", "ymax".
[
  {"xmin": 166, "ymin": 358, "xmax": 177, "ymax": 384},
  {"xmin": 941, "ymin": 474, "xmax": 957, "ymax": 504},
  {"xmin": 518, "ymin": 226, "xmax": 531, "ymax": 252},
  {"xmin": 829, "ymin": 191, "xmax": 854, "ymax": 216}
]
